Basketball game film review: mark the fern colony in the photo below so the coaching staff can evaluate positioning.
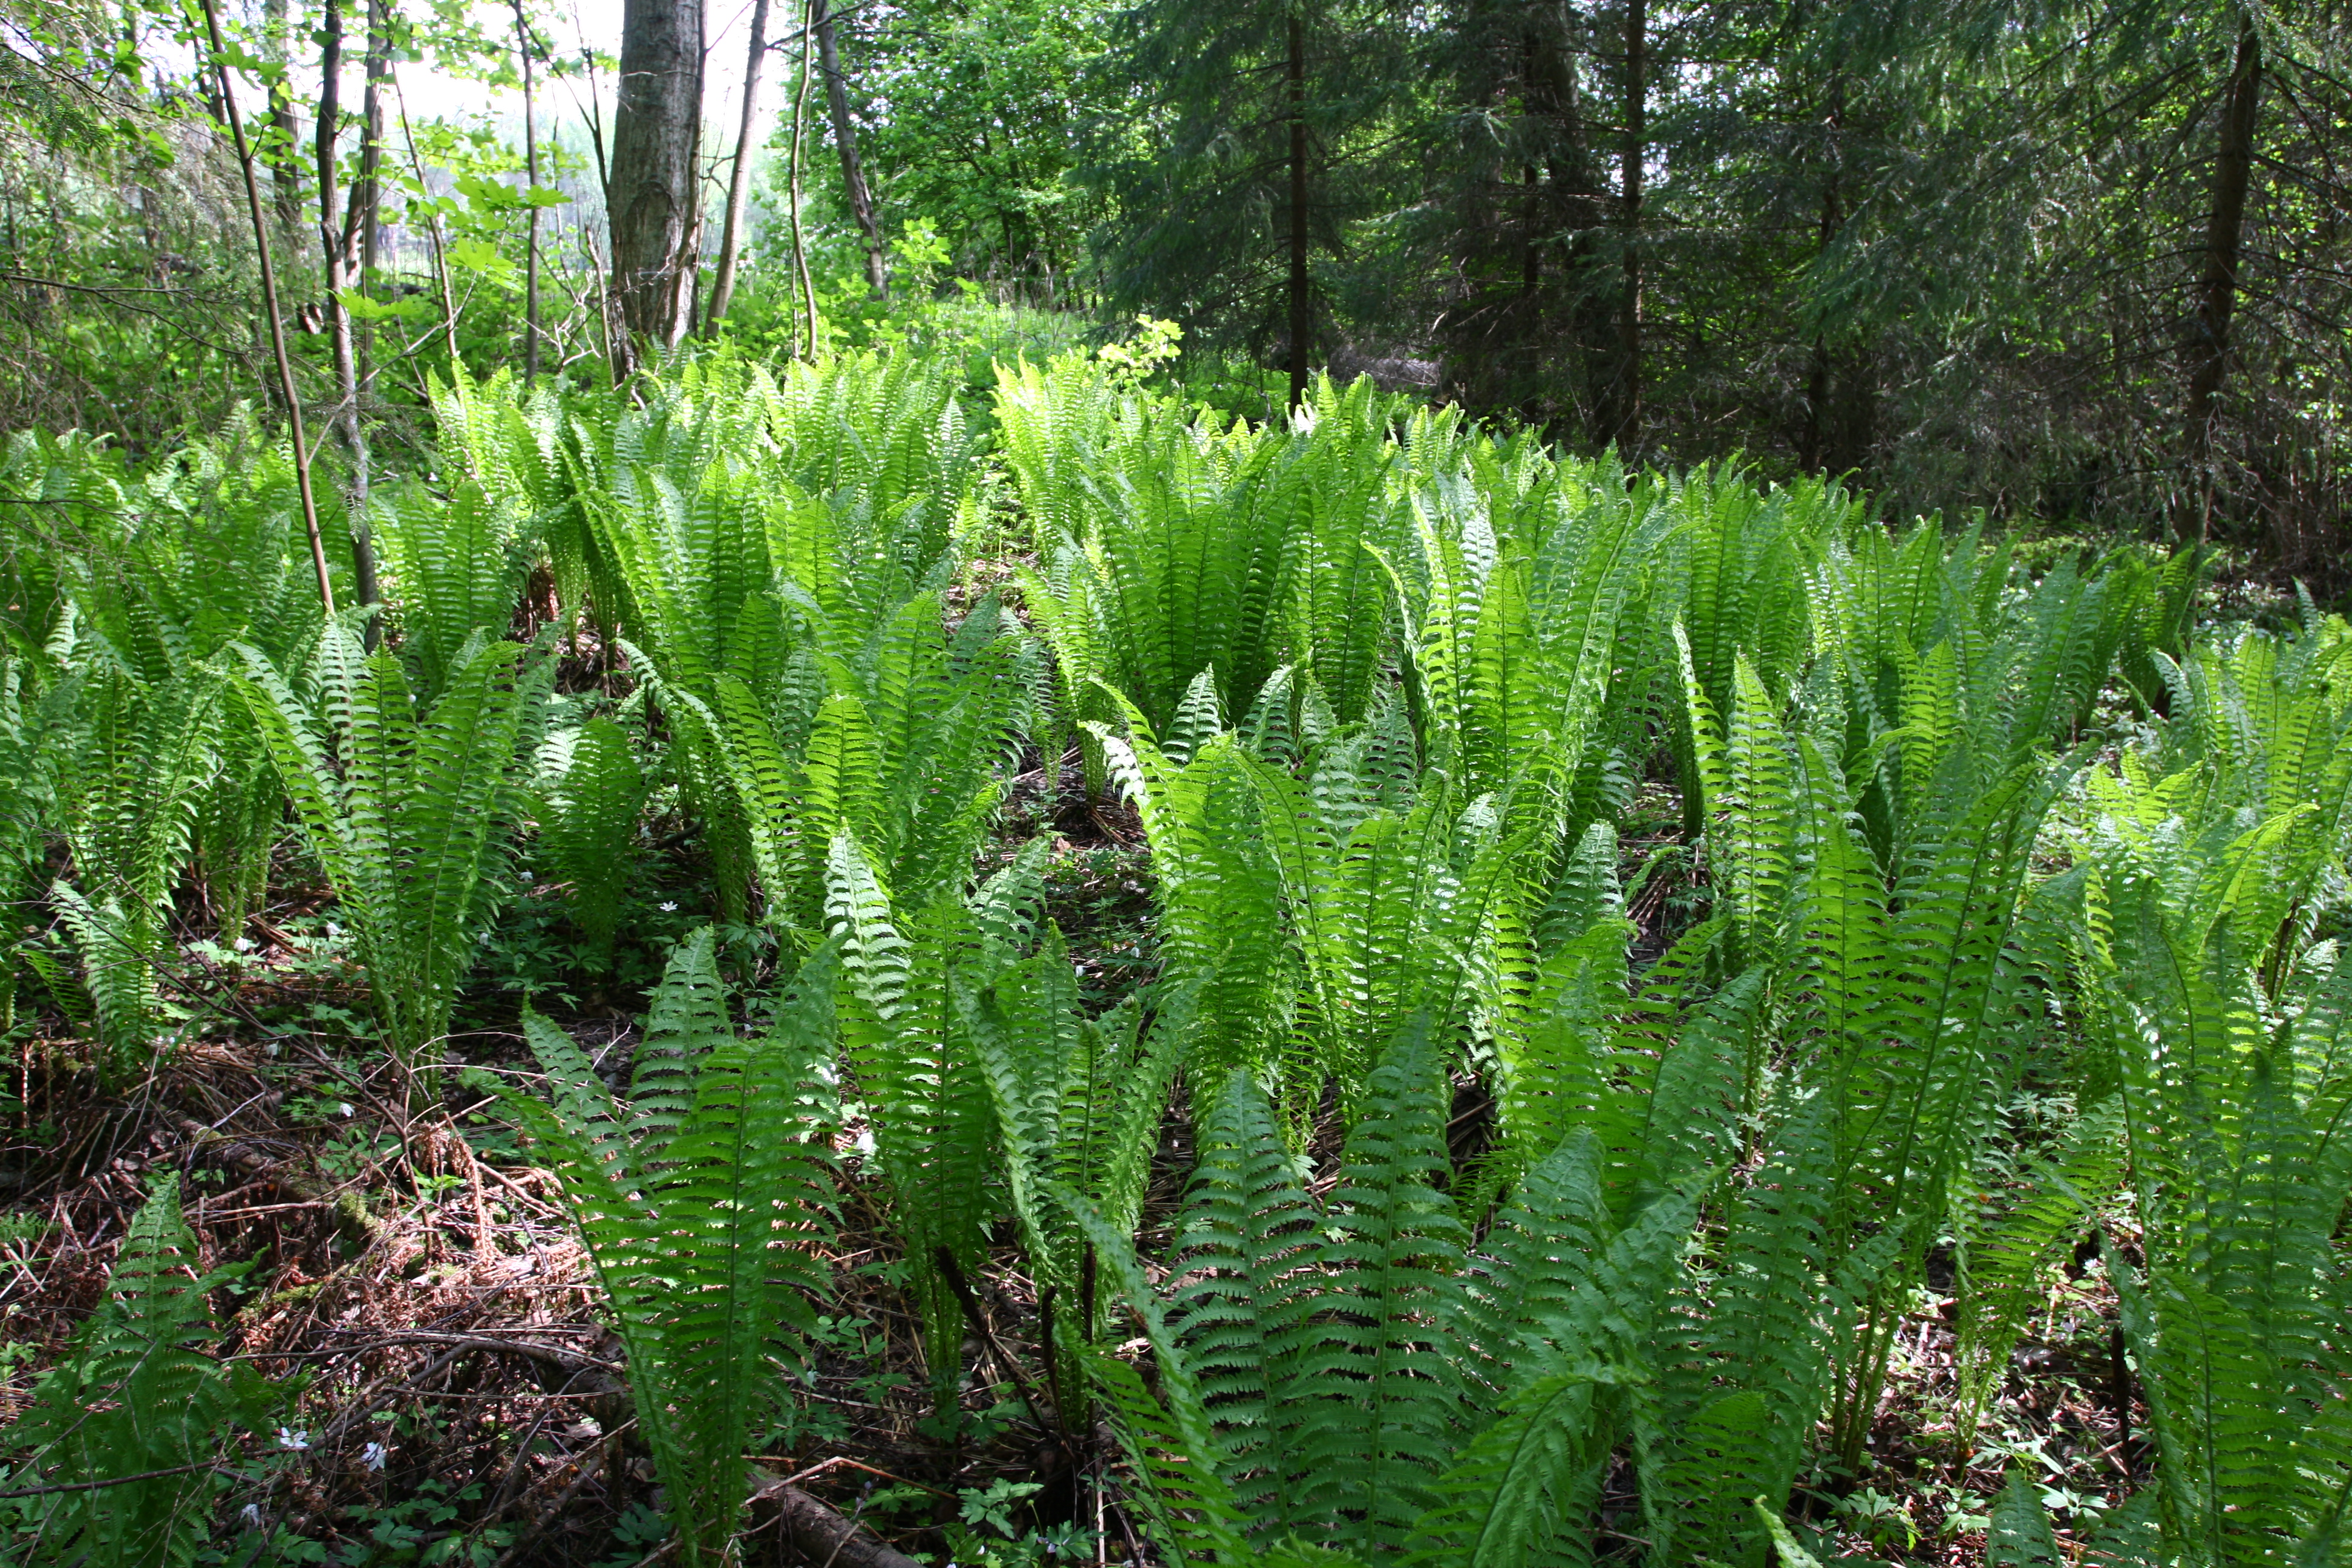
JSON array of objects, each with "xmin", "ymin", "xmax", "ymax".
[{"xmin": 4, "ymin": 344, "xmax": 2336, "ymax": 1568}]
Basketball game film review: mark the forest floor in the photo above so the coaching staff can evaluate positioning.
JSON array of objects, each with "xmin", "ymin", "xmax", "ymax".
[{"xmin": 2, "ymin": 752, "xmax": 2154, "ymax": 1567}]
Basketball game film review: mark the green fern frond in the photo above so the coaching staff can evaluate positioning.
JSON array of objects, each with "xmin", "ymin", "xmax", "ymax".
[
  {"xmin": 483, "ymin": 932, "xmax": 838, "ymax": 1568},
  {"xmin": 8, "ymin": 1175, "xmax": 278, "ymax": 1568}
]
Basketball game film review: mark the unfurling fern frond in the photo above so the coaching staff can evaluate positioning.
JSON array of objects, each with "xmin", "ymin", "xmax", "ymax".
[{"xmin": 480, "ymin": 931, "xmax": 838, "ymax": 1568}]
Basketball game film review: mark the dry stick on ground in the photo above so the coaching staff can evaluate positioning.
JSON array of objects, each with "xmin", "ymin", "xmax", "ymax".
[
  {"xmin": 194, "ymin": 0, "xmax": 335, "ymax": 618},
  {"xmin": 932, "ymin": 1246, "xmax": 1057, "ymax": 1435},
  {"xmin": 0, "ymin": 1460, "xmax": 230, "ymax": 1501},
  {"xmin": 755, "ymin": 1483, "xmax": 924, "ymax": 1568}
]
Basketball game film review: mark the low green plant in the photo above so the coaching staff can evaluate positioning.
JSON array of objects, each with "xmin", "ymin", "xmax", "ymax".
[
  {"xmin": 480, "ymin": 930, "xmax": 840, "ymax": 1568},
  {"xmin": 234, "ymin": 624, "xmax": 552, "ymax": 1083},
  {"xmin": 3, "ymin": 1175, "xmax": 280, "ymax": 1568}
]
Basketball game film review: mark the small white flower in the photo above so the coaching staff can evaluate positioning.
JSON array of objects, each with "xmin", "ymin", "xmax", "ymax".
[
  {"xmin": 232, "ymin": 936, "xmax": 253, "ymax": 953},
  {"xmin": 240, "ymin": 1503, "xmax": 263, "ymax": 1529},
  {"xmin": 276, "ymin": 1427, "xmax": 310, "ymax": 1451},
  {"xmin": 361, "ymin": 1441, "xmax": 388, "ymax": 1471},
  {"xmin": 324, "ymin": 921, "xmax": 341, "ymax": 938},
  {"xmin": 337, "ymin": 1102, "xmax": 354, "ymax": 1119},
  {"xmin": 659, "ymin": 901, "xmax": 678, "ymax": 912}
]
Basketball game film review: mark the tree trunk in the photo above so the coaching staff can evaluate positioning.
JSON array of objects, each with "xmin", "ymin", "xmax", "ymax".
[
  {"xmin": 701, "ymin": 0, "xmax": 771, "ymax": 334},
  {"xmin": 2181, "ymin": 13, "xmax": 2262, "ymax": 543},
  {"xmin": 196, "ymin": 0, "xmax": 335, "ymax": 621},
  {"xmin": 394, "ymin": 76, "xmax": 463, "ymax": 365},
  {"xmin": 515, "ymin": 0, "xmax": 543, "ymax": 382},
  {"xmin": 1286, "ymin": 10, "xmax": 1310, "ymax": 413},
  {"xmin": 264, "ymin": 0, "xmax": 304, "ymax": 238},
  {"xmin": 1615, "ymin": 0, "xmax": 1644, "ymax": 454},
  {"xmin": 814, "ymin": 0, "xmax": 888, "ymax": 296},
  {"xmin": 609, "ymin": 0, "xmax": 705, "ymax": 358},
  {"xmin": 1800, "ymin": 77, "xmax": 1843, "ymax": 474},
  {"xmin": 315, "ymin": 0, "xmax": 382, "ymax": 641},
  {"xmin": 788, "ymin": 0, "xmax": 819, "ymax": 353}
]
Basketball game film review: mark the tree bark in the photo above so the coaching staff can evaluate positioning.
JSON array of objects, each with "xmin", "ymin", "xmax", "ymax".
[
  {"xmin": 515, "ymin": 0, "xmax": 543, "ymax": 383},
  {"xmin": 195, "ymin": 0, "xmax": 335, "ymax": 621},
  {"xmin": 1615, "ymin": 0, "xmax": 1644, "ymax": 454},
  {"xmin": 814, "ymin": 0, "xmax": 888, "ymax": 296},
  {"xmin": 701, "ymin": 0, "xmax": 771, "ymax": 334},
  {"xmin": 1286, "ymin": 9, "xmax": 1310, "ymax": 413},
  {"xmin": 752, "ymin": 1483, "xmax": 924, "ymax": 1568},
  {"xmin": 609, "ymin": 0, "xmax": 705, "ymax": 358},
  {"xmin": 315, "ymin": 0, "xmax": 382, "ymax": 641},
  {"xmin": 2181, "ymin": 13, "xmax": 2262, "ymax": 543},
  {"xmin": 264, "ymin": 0, "xmax": 304, "ymax": 238},
  {"xmin": 787, "ymin": 0, "xmax": 819, "ymax": 353}
]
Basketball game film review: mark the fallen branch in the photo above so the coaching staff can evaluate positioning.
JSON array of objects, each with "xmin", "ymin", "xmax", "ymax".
[{"xmin": 751, "ymin": 1483, "xmax": 926, "ymax": 1568}]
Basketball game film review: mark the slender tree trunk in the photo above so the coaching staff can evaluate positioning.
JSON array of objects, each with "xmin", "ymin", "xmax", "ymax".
[
  {"xmin": 394, "ymin": 77, "xmax": 462, "ymax": 365},
  {"xmin": 316, "ymin": 0, "xmax": 382, "ymax": 642},
  {"xmin": 515, "ymin": 0, "xmax": 543, "ymax": 383},
  {"xmin": 264, "ymin": 0, "xmax": 304, "ymax": 238},
  {"xmin": 609, "ymin": 0, "xmax": 705, "ymax": 358},
  {"xmin": 197, "ymin": 0, "xmax": 335, "ymax": 619},
  {"xmin": 702, "ymin": 0, "xmax": 771, "ymax": 334},
  {"xmin": 1286, "ymin": 9, "xmax": 1309, "ymax": 413},
  {"xmin": 1800, "ymin": 77, "xmax": 1843, "ymax": 474},
  {"xmin": 2181, "ymin": 13, "xmax": 2262, "ymax": 543},
  {"xmin": 1615, "ymin": 0, "xmax": 1644, "ymax": 453},
  {"xmin": 788, "ymin": 0, "xmax": 818, "ymax": 354},
  {"xmin": 814, "ymin": 0, "xmax": 887, "ymax": 296}
]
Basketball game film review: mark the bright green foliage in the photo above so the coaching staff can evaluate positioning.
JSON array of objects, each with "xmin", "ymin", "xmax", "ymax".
[
  {"xmin": 373, "ymin": 482, "xmax": 539, "ymax": 703},
  {"xmin": 826, "ymin": 834, "xmax": 1044, "ymax": 1391},
  {"xmin": 1001, "ymin": 362, "xmax": 1436, "ymax": 751},
  {"xmin": 1087, "ymin": 1014, "xmax": 1841, "ymax": 1566},
  {"xmin": 15, "ymin": 341, "xmax": 2331, "ymax": 1568},
  {"xmin": 497, "ymin": 353, "xmax": 1000, "ymax": 920},
  {"xmin": 5, "ymin": 1176, "xmax": 278, "ymax": 1568},
  {"xmin": 533, "ymin": 716, "xmax": 648, "ymax": 969},
  {"xmin": 2067, "ymin": 711, "xmax": 2352, "ymax": 1567},
  {"xmin": 1952, "ymin": 1094, "xmax": 2129, "ymax": 1440},
  {"xmin": 1662, "ymin": 469, "xmax": 1847, "ymax": 836},
  {"xmin": 483, "ymin": 932, "xmax": 840, "ymax": 1568},
  {"xmin": 659, "ymin": 590, "xmax": 1030, "ymax": 947},
  {"xmin": 234, "ymin": 625, "xmax": 551, "ymax": 1072},
  {"xmin": 1090, "ymin": 713, "xmax": 1298, "ymax": 1091},
  {"xmin": 969, "ymin": 930, "xmax": 1194, "ymax": 1427}
]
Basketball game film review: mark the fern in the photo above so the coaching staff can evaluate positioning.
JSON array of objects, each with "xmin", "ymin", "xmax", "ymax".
[
  {"xmin": 1952, "ymin": 1094, "xmax": 2129, "ymax": 1440},
  {"xmin": 826, "ymin": 832, "xmax": 1033, "ymax": 1392},
  {"xmin": 968, "ymin": 930, "xmax": 1194, "ymax": 1426},
  {"xmin": 233, "ymin": 624, "xmax": 551, "ymax": 1077},
  {"xmin": 7, "ymin": 1176, "xmax": 278, "ymax": 1568},
  {"xmin": 480, "ymin": 931, "xmax": 838, "ymax": 1568},
  {"xmin": 534, "ymin": 716, "xmax": 647, "ymax": 969}
]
